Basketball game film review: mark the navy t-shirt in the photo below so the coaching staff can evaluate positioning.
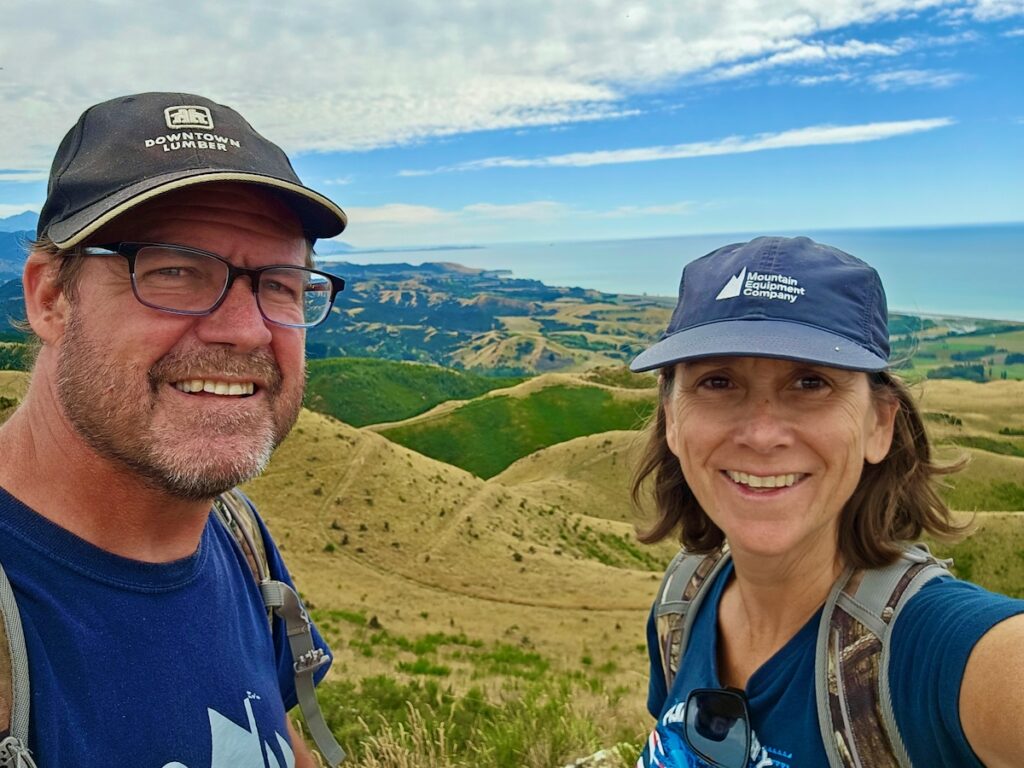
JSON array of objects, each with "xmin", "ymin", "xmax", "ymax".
[
  {"xmin": 640, "ymin": 561, "xmax": 1024, "ymax": 767},
  {"xmin": 0, "ymin": 486, "xmax": 331, "ymax": 768}
]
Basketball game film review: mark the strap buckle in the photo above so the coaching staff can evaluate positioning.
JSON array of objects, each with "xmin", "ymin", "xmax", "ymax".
[{"xmin": 295, "ymin": 648, "xmax": 330, "ymax": 676}]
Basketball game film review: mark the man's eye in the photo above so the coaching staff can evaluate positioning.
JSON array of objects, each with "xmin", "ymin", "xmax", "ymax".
[{"xmin": 142, "ymin": 266, "xmax": 198, "ymax": 280}]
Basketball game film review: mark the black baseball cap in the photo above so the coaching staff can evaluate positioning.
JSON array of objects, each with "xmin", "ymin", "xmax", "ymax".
[
  {"xmin": 37, "ymin": 92, "xmax": 347, "ymax": 248},
  {"xmin": 629, "ymin": 236, "xmax": 890, "ymax": 373}
]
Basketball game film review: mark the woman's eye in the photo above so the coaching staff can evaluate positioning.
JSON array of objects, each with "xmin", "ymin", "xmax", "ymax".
[
  {"xmin": 796, "ymin": 375, "xmax": 827, "ymax": 390},
  {"xmin": 698, "ymin": 375, "xmax": 732, "ymax": 390}
]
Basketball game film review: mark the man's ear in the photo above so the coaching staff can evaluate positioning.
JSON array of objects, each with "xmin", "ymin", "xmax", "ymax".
[{"xmin": 22, "ymin": 253, "xmax": 70, "ymax": 344}]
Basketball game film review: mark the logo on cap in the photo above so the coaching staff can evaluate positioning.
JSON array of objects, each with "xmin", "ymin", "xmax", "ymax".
[
  {"xmin": 715, "ymin": 268, "xmax": 747, "ymax": 300},
  {"xmin": 164, "ymin": 105, "xmax": 214, "ymax": 130},
  {"xmin": 715, "ymin": 267, "xmax": 806, "ymax": 304}
]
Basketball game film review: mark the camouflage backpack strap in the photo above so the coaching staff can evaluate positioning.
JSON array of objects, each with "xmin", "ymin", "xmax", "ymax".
[
  {"xmin": 654, "ymin": 544, "xmax": 731, "ymax": 692},
  {"xmin": 0, "ymin": 561, "xmax": 38, "ymax": 766},
  {"xmin": 815, "ymin": 543, "xmax": 952, "ymax": 768},
  {"xmin": 213, "ymin": 488, "xmax": 271, "ymax": 590},
  {"xmin": 212, "ymin": 488, "xmax": 347, "ymax": 767}
]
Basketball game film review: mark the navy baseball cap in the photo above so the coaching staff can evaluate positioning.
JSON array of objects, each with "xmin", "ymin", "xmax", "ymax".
[
  {"xmin": 629, "ymin": 236, "xmax": 890, "ymax": 373},
  {"xmin": 38, "ymin": 92, "xmax": 347, "ymax": 248}
]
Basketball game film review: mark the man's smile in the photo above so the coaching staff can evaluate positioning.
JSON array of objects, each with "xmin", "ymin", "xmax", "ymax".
[{"xmin": 172, "ymin": 378, "xmax": 257, "ymax": 396}]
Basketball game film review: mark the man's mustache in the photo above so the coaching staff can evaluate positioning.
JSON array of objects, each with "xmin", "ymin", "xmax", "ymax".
[{"xmin": 148, "ymin": 347, "xmax": 283, "ymax": 396}]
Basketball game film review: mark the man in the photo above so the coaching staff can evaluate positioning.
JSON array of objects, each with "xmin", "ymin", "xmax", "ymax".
[{"xmin": 0, "ymin": 93, "xmax": 347, "ymax": 767}]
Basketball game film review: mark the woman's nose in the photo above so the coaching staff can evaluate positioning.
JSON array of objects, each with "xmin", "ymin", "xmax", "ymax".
[{"xmin": 731, "ymin": 397, "xmax": 794, "ymax": 452}]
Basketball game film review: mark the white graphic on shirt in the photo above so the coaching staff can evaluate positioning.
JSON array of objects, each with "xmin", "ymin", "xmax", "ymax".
[{"xmin": 160, "ymin": 696, "xmax": 294, "ymax": 768}]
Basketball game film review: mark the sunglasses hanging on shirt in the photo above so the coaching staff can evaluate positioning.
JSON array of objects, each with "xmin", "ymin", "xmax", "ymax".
[{"xmin": 682, "ymin": 688, "xmax": 752, "ymax": 768}]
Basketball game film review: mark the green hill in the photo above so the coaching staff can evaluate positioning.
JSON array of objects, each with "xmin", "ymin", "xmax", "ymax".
[
  {"xmin": 377, "ymin": 378, "xmax": 656, "ymax": 478},
  {"xmin": 304, "ymin": 357, "xmax": 523, "ymax": 427}
]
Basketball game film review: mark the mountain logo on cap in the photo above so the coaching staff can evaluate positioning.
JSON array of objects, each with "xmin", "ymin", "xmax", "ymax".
[
  {"xmin": 715, "ymin": 266, "xmax": 807, "ymax": 304},
  {"xmin": 715, "ymin": 267, "xmax": 746, "ymax": 300},
  {"xmin": 164, "ymin": 105, "xmax": 214, "ymax": 131}
]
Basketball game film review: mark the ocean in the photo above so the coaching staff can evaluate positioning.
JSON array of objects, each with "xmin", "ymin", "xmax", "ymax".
[{"xmin": 342, "ymin": 222, "xmax": 1024, "ymax": 322}]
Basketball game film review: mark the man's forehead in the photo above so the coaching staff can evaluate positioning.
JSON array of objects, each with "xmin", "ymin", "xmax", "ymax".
[{"xmin": 94, "ymin": 183, "xmax": 305, "ymax": 243}]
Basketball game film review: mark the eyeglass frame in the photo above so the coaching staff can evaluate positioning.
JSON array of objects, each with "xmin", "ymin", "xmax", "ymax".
[
  {"xmin": 81, "ymin": 241, "xmax": 346, "ymax": 328},
  {"xmin": 681, "ymin": 687, "xmax": 752, "ymax": 768}
]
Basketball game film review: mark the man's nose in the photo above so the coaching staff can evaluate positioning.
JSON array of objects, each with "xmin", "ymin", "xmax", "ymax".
[{"xmin": 194, "ymin": 276, "xmax": 274, "ymax": 351}]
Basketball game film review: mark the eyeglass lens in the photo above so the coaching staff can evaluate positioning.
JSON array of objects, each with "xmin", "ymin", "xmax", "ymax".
[
  {"xmin": 131, "ymin": 245, "xmax": 333, "ymax": 326},
  {"xmin": 684, "ymin": 690, "xmax": 750, "ymax": 768}
]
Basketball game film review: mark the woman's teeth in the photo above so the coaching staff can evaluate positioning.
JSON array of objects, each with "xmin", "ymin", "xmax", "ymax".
[{"xmin": 726, "ymin": 470, "xmax": 803, "ymax": 489}]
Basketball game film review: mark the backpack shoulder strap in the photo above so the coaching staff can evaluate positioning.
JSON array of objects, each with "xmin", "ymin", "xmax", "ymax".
[
  {"xmin": 0, "ymin": 561, "xmax": 38, "ymax": 766},
  {"xmin": 815, "ymin": 544, "xmax": 951, "ymax": 768},
  {"xmin": 213, "ymin": 488, "xmax": 271, "ymax": 587},
  {"xmin": 654, "ymin": 545, "xmax": 731, "ymax": 693},
  {"xmin": 212, "ymin": 488, "xmax": 347, "ymax": 767}
]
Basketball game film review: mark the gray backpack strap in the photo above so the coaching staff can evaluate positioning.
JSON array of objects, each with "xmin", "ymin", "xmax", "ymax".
[
  {"xmin": 261, "ymin": 581, "xmax": 346, "ymax": 767},
  {"xmin": 0, "ymin": 562, "xmax": 38, "ymax": 767},
  {"xmin": 213, "ymin": 489, "xmax": 346, "ymax": 767},
  {"xmin": 654, "ymin": 546, "xmax": 731, "ymax": 692},
  {"xmin": 815, "ymin": 544, "xmax": 951, "ymax": 768}
]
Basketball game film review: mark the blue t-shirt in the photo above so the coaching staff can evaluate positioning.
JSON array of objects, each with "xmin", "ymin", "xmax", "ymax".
[
  {"xmin": 0, "ymin": 486, "xmax": 332, "ymax": 768},
  {"xmin": 640, "ymin": 561, "xmax": 1024, "ymax": 768}
]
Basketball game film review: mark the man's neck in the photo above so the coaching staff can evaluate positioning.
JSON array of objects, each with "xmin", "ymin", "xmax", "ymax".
[{"xmin": 0, "ymin": 387, "xmax": 212, "ymax": 563}]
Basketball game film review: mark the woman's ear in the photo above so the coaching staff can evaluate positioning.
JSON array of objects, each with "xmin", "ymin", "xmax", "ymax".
[
  {"xmin": 865, "ymin": 390, "xmax": 899, "ymax": 465},
  {"xmin": 662, "ymin": 371, "xmax": 682, "ymax": 459},
  {"xmin": 22, "ymin": 253, "xmax": 69, "ymax": 344}
]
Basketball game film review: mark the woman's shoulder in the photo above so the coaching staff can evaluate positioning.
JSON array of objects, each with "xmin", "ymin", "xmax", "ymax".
[
  {"xmin": 888, "ymin": 573, "xmax": 1024, "ymax": 708},
  {"xmin": 889, "ymin": 576, "xmax": 1024, "ymax": 766},
  {"xmin": 899, "ymin": 574, "xmax": 1024, "ymax": 626}
]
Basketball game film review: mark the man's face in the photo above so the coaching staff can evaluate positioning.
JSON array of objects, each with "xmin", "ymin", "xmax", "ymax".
[{"xmin": 55, "ymin": 184, "xmax": 309, "ymax": 500}]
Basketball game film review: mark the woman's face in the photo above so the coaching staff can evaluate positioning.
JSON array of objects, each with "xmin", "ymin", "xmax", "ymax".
[{"xmin": 664, "ymin": 356, "xmax": 898, "ymax": 564}]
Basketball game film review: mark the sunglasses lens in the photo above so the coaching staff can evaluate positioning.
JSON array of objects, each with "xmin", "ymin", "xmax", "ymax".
[{"xmin": 683, "ymin": 689, "xmax": 750, "ymax": 768}]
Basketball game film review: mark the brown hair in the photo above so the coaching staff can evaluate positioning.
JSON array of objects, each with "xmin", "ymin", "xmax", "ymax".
[
  {"xmin": 7, "ymin": 235, "xmax": 81, "ymax": 349},
  {"xmin": 631, "ymin": 366, "xmax": 969, "ymax": 569}
]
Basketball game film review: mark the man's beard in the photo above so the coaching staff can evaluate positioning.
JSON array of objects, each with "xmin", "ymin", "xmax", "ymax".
[{"xmin": 56, "ymin": 308, "xmax": 303, "ymax": 501}]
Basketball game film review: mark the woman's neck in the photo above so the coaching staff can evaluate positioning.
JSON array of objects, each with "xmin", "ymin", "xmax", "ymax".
[{"xmin": 716, "ymin": 541, "xmax": 845, "ymax": 689}]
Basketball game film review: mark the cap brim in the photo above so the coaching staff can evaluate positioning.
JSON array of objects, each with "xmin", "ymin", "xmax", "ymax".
[
  {"xmin": 629, "ymin": 319, "xmax": 888, "ymax": 373},
  {"xmin": 47, "ymin": 170, "xmax": 347, "ymax": 248}
]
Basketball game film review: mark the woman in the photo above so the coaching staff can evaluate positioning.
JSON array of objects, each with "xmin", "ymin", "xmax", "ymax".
[{"xmin": 629, "ymin": 236, "xmax": 1024, "ymax": 768}]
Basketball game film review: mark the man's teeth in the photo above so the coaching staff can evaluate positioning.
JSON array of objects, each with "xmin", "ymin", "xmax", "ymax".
[
  {"xmin": 173, "ymin": 379, "xmax": 255, "ymax": 396},
  {"xmin": 726, "ymin": 470, "xmax": 802, "ymax": 489}
]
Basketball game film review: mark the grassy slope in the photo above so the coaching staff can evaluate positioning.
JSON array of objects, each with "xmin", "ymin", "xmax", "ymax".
[
  {"xmin": 304, "ymin": 357, "xmax": 523, "ymax": 427},
  {"xmin": 242, "ymin": 407, "xmax": 664, "ymax": 740},
  {"xmin": 377, "ymin": 379, "xmax": 656, "ymax": 478}
]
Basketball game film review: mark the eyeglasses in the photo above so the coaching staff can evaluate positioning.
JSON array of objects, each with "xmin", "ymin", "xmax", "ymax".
[
  {"xmin": 681, "ymin": 688, "xmax": 751, "ymax": 768},
  {"xmin": 82, "ymin": 242, "xmax": 345, "ymax": 328}
]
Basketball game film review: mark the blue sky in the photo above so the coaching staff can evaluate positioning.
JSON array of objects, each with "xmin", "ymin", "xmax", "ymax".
[{"xmin": 1, "ymin": 0, "xmax": 1021, "ymax": 247}]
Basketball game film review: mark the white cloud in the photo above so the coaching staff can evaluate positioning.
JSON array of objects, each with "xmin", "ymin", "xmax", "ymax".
[
  {"xmin": 0, "ymin": 203, "xmax": 41, "ymax": 218},
  {"xmin": 0, "ymin": 0, "xmax": 985, "ymax": 172},
  {"xmin": 968, "ymin": 0, "xmax": 1024, "ymax": 19},
  {"xmin": 705, "ymin": 38, "xmax": 903, "ymax": 82},
  {"xmin": 1002, "ymin": 26, "xmax": 1024, "ymax": 34},
  {"xmin": 795, "ymin": 73, "xmax": 857, "ymax": 85},
  {"xmin": 342, "ymin": 203, "xmax": 457, "ymax": 226},
  {"xmin": 323, "ymin": 176, "xmax": 354, "ymax": 186},
  {"xmin": 867, "ymin": 68, "xmax": 967, "ymax": 89},
  {"xmin": 0, "ymin": 171, "xmax": 48, "ymax": 184},
  {"xmin": 330, "ymin": 198, "xmax": 698, "ymax": 246},
  {"xmin": 462, "ymin": 202, "xmax": 570, "ymax": 220},
  {"xmin": 402, "ymin": 118, "xmax": 955, "ymax": 174},
  {"xmin": 597, "ymin": 202, "xmax": 698, "ymax": 218}
]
